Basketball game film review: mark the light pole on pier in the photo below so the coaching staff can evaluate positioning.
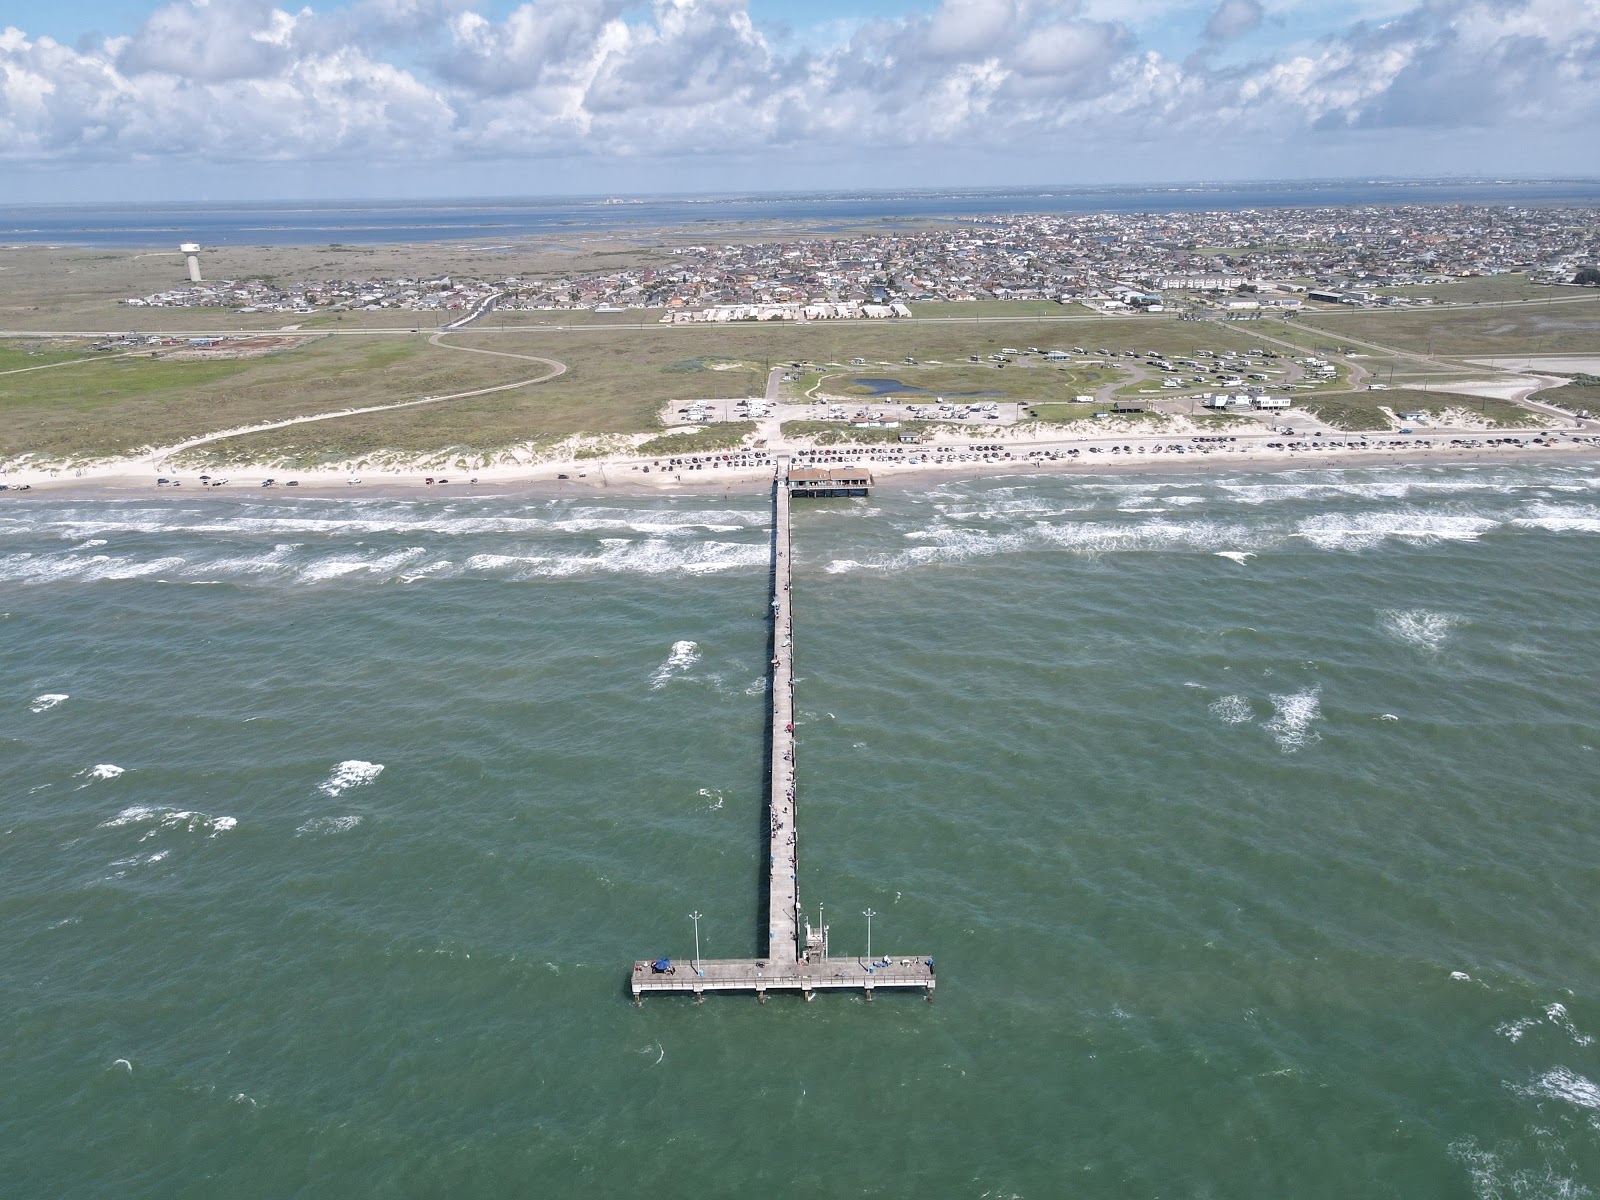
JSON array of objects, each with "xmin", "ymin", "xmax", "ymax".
[
  {"xmin": 863, "ymin": 908, "xmax": 876, "ymax": 961},
  {"xmin": 690, "ymin": 911, "xmax": 703, "ymax": 975}
]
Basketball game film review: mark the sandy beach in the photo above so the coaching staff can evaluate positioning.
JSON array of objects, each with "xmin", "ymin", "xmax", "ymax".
[{"xmin": 5, "ymin": 424, "xmax": 1597, "ymax": 504}]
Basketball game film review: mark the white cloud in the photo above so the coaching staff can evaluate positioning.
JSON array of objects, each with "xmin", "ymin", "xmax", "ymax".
[
  {"xmin": 1205, "ymin": 0, "xmax": 1264, "ymax": 42},
  {"xmin": 0, "ymin": 0, "xmax": 1596, "ymax": 179}
]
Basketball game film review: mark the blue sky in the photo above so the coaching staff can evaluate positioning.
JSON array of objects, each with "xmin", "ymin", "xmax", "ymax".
[{"xmin": 1, "ymin": 0, "xmax": 1596, "ymax": 202}]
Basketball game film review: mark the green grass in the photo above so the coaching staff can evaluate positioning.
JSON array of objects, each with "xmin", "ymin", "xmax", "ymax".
[
  {"xmin": 1367, "ymin": 273, "xmax": 1554, "ymax": 305},
  {"xmin": 492, "ymin": 308, "xmax": 668, "ymax": 327},
  {"xmin": 1532, "ymin": 382, "xmax": 1600, "ymax": 411},
  {"xmin": 0, "ymin": 338, "xmax": 99, "ymax": 372},
  {"xmin": 1296, "ymin": 297, "xmax": 1600, "ymax": 357},
  {"xmin": 1301, "ymin": 389, "xmax": 1543, "ymax": 431},
  {"xmin": 3, "ymin": 315, "xmax": 1274, "ymax": 462},
  {"xmin": 0, "ymin": 336, "xmax": 542, "ymax": 459},
  {"xmin": 907, "ymin": 300, "xmax": 1084, "ymax": 320},
  {"xmin": 819, "ymin": 363, "xmax": 1119, "ymax": 402},
  {"xmin": 1022, "ymin": 403, "xmax": 1107, "ymax": 423},
  {"xmin": 636, "ymin": 424, "xmax": 758, "ymax": 456},
  {"xmin": 779, "ymin": 421, "xmax": 911, "ymax": 445}
]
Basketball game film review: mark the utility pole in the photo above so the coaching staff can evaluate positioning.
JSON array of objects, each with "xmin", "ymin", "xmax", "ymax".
[
  {"xmin": 690, "ymin": 911, "xmax": 703, "ymax": 976},
  {"xmin": 863, "ymin": 908, "xmax": 876, "ymax": 961}
]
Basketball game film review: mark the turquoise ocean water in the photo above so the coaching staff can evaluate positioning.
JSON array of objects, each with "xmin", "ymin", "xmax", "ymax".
[{"xmin": 4, "ymin": 462, "xmax": 1599, "ymax": 1197}]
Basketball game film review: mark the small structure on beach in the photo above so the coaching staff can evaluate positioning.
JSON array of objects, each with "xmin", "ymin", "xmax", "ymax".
[{"xmin": 786, "ymin": 465, "xmax": 873, "ymax": 498}]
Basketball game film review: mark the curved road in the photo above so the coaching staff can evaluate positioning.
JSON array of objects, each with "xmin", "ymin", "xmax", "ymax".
[{"xmin": 147, "ymin": 334, "xmax": 565, "ymax": 468}]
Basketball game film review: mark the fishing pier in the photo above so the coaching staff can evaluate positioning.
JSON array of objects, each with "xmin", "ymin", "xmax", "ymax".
[{"xmin": 631, "ymin": 461, "xmax": 934, "ymax": 1003}]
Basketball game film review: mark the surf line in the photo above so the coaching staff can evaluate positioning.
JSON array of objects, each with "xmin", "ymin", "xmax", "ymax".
[{"xmin": 630, "ymin": 459, "xmax": 935, "ymax": 1005}]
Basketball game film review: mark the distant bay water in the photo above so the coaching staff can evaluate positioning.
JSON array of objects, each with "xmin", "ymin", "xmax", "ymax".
[
  {"xmin": 5, "ymin": 180, "xmax": 1600, "ymax": 248},
  {"xmin": 4, "ymin": 461, "xmax": 1600, "ymax": 1196}
]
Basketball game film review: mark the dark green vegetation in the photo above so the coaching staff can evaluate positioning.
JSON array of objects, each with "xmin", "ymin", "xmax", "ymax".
[
  {"xmin": 636, "ymin": 423, "xmax": 758, "ymax": 456},
  {"xmin": 1534, "ymin": 378, "xmax": 1600, "ymax": 410},
  {"xmin": 823, "ymin": 362, "xmax": 1116, "ymax": 402},
  {"xmin": 780, "ymin": 421, "xmax": 916, "ymax": 445},
  {"xmin": 1302, "ymin": 389, "xmax": 1541, "ymax": 431}
]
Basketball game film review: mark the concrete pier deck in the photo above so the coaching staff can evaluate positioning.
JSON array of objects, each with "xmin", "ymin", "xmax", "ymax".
[
  {"xmin": 768, "ymin": 468, "xmax": 799, "ymax": 960},
  {"xmin": 631, "ymin": 462, "xmax": 933, "ymax": 1004},
  {"xmin": 632, "ymin": 956, "xmax": 935, "ymax": 1002}
]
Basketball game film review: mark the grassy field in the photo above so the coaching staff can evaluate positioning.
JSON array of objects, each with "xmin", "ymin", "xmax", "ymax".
[
  {"xmin": 1368, "ymin": 273, "xmax": 1567, "ymax": 305},
  {"xmin": 1533, "ymin": 381, "xmax": 1600, "ymax": 411},
  {"xmin": 0, "ymin": 336, "xmax": 542, "ymax": 459},
  {"xmin": 907, "ymin": 300, "xmax": 1088, "ymax": 320},
  {"xmin": 636, "ymin": 424, "xmax": 757, "ymax": 456},
  {"xmin": 779, "ymin": 420, "xmax": 923, "ymax": 445},
  {"xmin": 1301, "ymin": 389, "xmax": 1543, "ymax": 431},
  {"xmin": 820, "ymin": 362, "xmax": 1120, "ymax": 402},
  {"xmin": 0, "ymin": 338, "xmax": 100, "ymax": 371},
  {"xmin": 9, "ymin": 299, "xmax": 1574, "ymax": 463},
  {"xmin": 1295, "ymin": 297, "xmax": 1600, "ymax": 356},
  {"xmin": 1023, "ymin": 402, "xmax": 1109, "ymax": 423}
]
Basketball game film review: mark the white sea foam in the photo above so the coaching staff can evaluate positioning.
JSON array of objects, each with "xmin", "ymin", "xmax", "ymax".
[
  {"xmin": 1380, "ymin": 608, "xmax": 1464, "ymax": 653},
  {"xmin": 1450, "ymin": 1138, "xmax": 1594, "ymax": 1200},
  {"xmin": 296, "ymin": 547, "xmax": 427, "ymax": 584},
  {"xmin": 101, "ymin": 805, "xmax": 235, "ymax": 837},
  {"xmin": 110, "ymin": 850, "xmax": 169, "ymax": 868},
  {"xmin": 1209, "ymin": 695, "xmax": 1254, "ymax": 724},
  {"xmin": 78, "ymin": 764, "xmax": 125, "ymax": 783},
  {"xmin": 1514, "ymin": 1066, "xmax": 1600, "ymax": 1111},
  {"xmin": 319, "ymin": 760, "xmax": 384, "ymax": 797},
  {"xmin": 298, "ymin": 814, "xmax": 363, "ymax": 835},
  {"xmin": 651, "ymin": 640, "xmax": 701, "ymax": 689},
  {"xmin": 1509, "ymin": 502, "xmax": 1600, "ymax": 534},
  {"xmin": 697, "ymin": 788, "xmax": 725, "ymax": 812},
  {"xmin": 1497, "ymin": 1017, "xmax": 1538, "ymax": 1043},
  {"xmin": 1295, "ymin": 511, "xmax": 1498, "ymax": 551},
  {"xmin": 1215, "ymin": 551, "xmax": 1254, "ymax": 564},
  {"xmin": 30, "ymin": 692, "xmax": 68, "ymax": 713},
  {"xmin": 1263, "ymin": 687, "xmax": 1322, "ymax": 753},
  {"xmin": 1546, "ymin": 1002, "xmax": 1595, "ymax": 1047}
]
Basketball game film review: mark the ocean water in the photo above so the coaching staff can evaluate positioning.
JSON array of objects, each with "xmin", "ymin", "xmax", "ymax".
[
  {"xmin": 5, "ymin": 180, "xmax": 1600, "ymax": 247},
  {"xmin": 4, "ymin": 462, "xmax": 1600, "ymax": 1197}
]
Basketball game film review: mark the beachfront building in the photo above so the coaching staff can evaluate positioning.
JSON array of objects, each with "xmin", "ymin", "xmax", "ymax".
[{"xmin": 786, "ymin": 466, "xmax": 874, "ymax": 498}]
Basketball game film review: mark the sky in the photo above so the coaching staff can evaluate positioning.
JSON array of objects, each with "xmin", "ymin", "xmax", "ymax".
[{"xmin": 1, "ymin": 0, "xmax": 1597, "ymax": 202}]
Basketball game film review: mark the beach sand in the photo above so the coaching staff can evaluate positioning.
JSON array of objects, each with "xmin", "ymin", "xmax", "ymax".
[{"xmin": 6, "ymin": 427, "xmax": 1596, "ymax": 504}]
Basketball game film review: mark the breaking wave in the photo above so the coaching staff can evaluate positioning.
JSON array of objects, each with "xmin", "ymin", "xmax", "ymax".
[
  {"xmin": 1263, "ymin": 687, "xmax": 1322, "ymax": 753},
  {"xmin": 30, "ymin": 693, "xmax": 68, "ymax": 713},
  {"xmin": 1209, "ymin": 695, "xmax": 1254, "ymax": 724},
  {"xmin": 319, "ymin": 760, "xmax": 384, "ymax": 797},
  {"xmin": 1380, "ymin": 608, "xmax": 1464, "ymax": 653},
  {"xmin": 1511, "ymin": 1066, "xmax": 1600, "ymax": 1111},
  {"xmin": 298, "ymin": 815, "xmax": 364, "ymax": 835},
  {"xmin": 651, "ymin": 640, "xmax": 701, "ymax": 689},
  {"xmin": 101, "ymin": 805, "xmax": 235, "ymax": 837}
]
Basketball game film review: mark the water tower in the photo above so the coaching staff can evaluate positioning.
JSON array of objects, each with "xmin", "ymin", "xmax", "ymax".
[{"xmin": 180, "ymin": 243, "xmax": 202, "ymax": 283}]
